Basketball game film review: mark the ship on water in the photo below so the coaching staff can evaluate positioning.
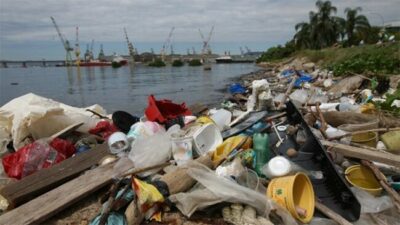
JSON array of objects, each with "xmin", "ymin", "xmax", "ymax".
[{"xmin": 79, "ymin": 45, "xmax": 127, "ymax": 67}]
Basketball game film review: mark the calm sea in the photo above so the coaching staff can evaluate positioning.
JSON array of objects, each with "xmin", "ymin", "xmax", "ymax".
[{"xmin": 0, "ymin": 64, "xmax": 256, "ymax": 116}]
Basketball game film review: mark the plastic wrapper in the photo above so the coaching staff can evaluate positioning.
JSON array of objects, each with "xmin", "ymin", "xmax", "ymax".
[
  {"xmin": 127, "ymin": 121, "xmax": 165, "ymax": 141},
  {"xmin": 354, "ymin": 208, "xmax": 400, "ymax": 225},
  {"xmin": 132, "ymin": 178, "xmax": 164, "ymax": 220},
  {"xmin": 185, "ymin": 161, "xmax": 298, "ymax": 225},
  {"xmin": 169, "ymin": 185, "xmax": 223, "ymax": 217},
  {"xmin": 351, "ymin": 187, "xmax": 393, "ymax": 214},
  {"xmin": 2, "ymin": 138, "xmax": 75, "ymax": 179},
  {"xmin": 289, "ymin": 89, "xmax": 308, "ymax": 106},
  {"xmin": 128, "ymin": 128, "xmax": 174, "ymax": 177}
]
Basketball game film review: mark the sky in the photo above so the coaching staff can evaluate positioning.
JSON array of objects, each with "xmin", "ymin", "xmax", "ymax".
[{"xmin": 0, "ymin": 0, "xmax": 399, "ymax": 60}]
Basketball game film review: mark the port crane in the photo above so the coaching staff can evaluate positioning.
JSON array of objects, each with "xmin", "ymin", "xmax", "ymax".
[
  {"xmin": 160, "ymin": 27, "xmax": 175, "ymax": 62},
  {"xmin": 50, "ymin": 16, "xmax": 73, "ymax": 66},
  {"xmin": 123, "ymin": 27, "xmax": 135, "ymax": 64},
  {"xmin": 245, "ymin": 46, "xmax": 251, "ymax": 53},
  {"xmin": 75, "ymin": 26, "xmax": 81, "ymax": 66},
  {"xmin": 98, "ymin": 44, "xmax": 105, "ymax": 61},
  {"xmin": 89, "ymin": 39, "xmax": 95, "ymax": 61},
  {"xmin": 199, "ymin": 25, "xmax": 214, "ymax": 55},
  {"xmin": 240, "ymin": 47, "xmax": 244, "ymax": 56},
  {"xmin": 199, "ymin": 25, "xmax": 214, "ymax": 70}
]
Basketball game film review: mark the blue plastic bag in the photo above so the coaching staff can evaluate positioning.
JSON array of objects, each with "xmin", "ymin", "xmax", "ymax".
[{"xmin": 229, "ymin": 83, "xmax": 246, "ymax": 94}]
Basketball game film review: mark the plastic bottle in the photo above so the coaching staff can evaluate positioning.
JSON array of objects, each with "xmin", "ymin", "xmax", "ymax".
[
  {"xmin": 338, "ymin": 102, "xmax": 360, "ymax": 112},
  {"xmin": 253, "ymin": 133, "xmax": 270, "ymax": 175}
]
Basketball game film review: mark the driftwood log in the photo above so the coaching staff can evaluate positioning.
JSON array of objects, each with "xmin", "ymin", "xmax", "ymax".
[
  {"xmin": 320, "ymin": 140, "xmax": 400, "ymax": 168},
  {"xmin": 160, "ymin": 154, "xmax": 213, "ymax": 195},
  {"xmin": 322, "ymin": 111, "xmax": 400, "ymax": 128}
]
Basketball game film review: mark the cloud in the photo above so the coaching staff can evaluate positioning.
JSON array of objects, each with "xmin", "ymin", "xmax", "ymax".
[{"xmin": 1, "ymin": 0, "xmax": 399, "ymax": 59}]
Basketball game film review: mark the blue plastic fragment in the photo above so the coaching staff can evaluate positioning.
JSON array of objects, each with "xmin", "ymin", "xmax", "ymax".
[{"xmin": 229, "ymin": 83, "xmax": 246, "ymax": 94}]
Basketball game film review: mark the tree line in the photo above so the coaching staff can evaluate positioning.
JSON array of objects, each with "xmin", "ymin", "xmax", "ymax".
[
  {"xmin": 257, "ymin": 0, "xmax": 394, "ymax": 62},
  {"xmin": 294, "ymin": 0, "xmax": 370, "ymax": 49}
]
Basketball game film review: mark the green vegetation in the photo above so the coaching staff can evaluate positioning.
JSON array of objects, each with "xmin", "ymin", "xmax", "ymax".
[
  {"xmin": 258, "ymin": 0, "xmax": 399, "ymax": 66},
  {"xmin": 256, "ymin": 42, "xmax": 295, "ymax": 63},
  {"xmin": 289, "ymin": 43, "xmax": 399, "ymax": 76},
  {"xmin": 373, "ymin": 88, "xmax": 400, "ymax": 117},
  {"xmin": 188, "ymin": 59, "xmax": 202, "ymax": 66},
  {"xmin": 294, "ymin": 1, "xmax": 370, "ymax": 49},
  {"xmin": 172, "ymin": 59, "xmax": 184, "ymax": 67},
  {"xmin": 148, "ymin": 59, "xmax": 166, "ymax": 67}
]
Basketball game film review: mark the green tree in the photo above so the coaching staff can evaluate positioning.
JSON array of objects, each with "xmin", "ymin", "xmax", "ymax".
[
  {"xmin": 344, "ymin": 7, "xmax": 370, "ymax": 45},
  {"xmin": 295, "ymin": 1, "xmax": 341, "ymax": 49},
  {"xmin": 294, "ymin": 22, "xmax": 311, "ymax": 49}
]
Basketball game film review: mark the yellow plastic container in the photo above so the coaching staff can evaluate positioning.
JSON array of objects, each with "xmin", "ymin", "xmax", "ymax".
[
  {"xmin": 212, "ymin": 136, "xmax": 252, "ymax": 165},
  {"xmin": 345, "ymin": 165, "xmax": 382, "ymax": 196},
  {"xmin": 266, "ymin": 172, "xmax": 315, "ymax": 223},
  {"xmin": 351, "ymin": 131, "xmax": 377, "ymax": 148}
]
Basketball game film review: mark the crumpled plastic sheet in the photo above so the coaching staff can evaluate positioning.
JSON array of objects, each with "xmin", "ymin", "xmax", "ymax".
[
  {"xmin": 351, "ymin": 187, "xmax": 394, "ymax": 214},
  {"xmin": 184, "ymin": 161, "xmax": 298, "ymax": 225},
  {"xmin": 0, "ymin": 93, "xmax": 105, "ymax": 156},
  {"xmin": 354, "ymin": 208, "xmax": 400, "ymax": 225},
  {"xmin": 169, "ymin": 184, "xmax": 223, "ymax": 217}
]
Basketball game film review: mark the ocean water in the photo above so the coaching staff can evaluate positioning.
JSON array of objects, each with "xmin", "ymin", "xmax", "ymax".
[{"xmin": 0, "ymin": 64, "xmax": 256, "ymax": 116}]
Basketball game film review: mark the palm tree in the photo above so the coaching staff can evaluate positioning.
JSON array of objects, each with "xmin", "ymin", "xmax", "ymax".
[
  {"xmin": 294, "ymin": 22, "xmax": 311, "ymax": 49},
  {"xmin": 294, "ymin": 1, "xmax": 340, "ymax": 49},
  {"xmin": 344, "ymin": 7, "xmax": 370, "ymax": 45},
  {"xmin": 314, "ymin": 0, "xmax": 339, "ymax": 48},
  {"xmin": 333, "ymin": 16, "xmax": 346, "ymax": 42}
]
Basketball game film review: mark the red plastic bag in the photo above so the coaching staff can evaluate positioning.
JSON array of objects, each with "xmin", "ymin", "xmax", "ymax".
[
  {"xmin": 2, "ymin": 138, "xmax": 76, "ymax": 179},
  {"xmin": 145, "ymin": 95, "xmax": 192, "ymax": 123},
  {"xmin": 89, "ymin": 120, "xmax": 119, "ymax": 139}
]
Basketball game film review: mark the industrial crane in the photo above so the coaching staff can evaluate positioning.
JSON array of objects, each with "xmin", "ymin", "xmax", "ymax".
[
  {"xmin": 199, "ymin": 25, "xmax": 214, "ymax": 70},
  {"xmin": 123, "ymin": 27, "xmax": 135, "ymax": 64},
  {"xmin": 245, "ymin": 46, "xmax": 251, "ymax": 53},
  {"xmin": 98, "ymin": 44, "xmax": 105, "ymax": 61},
  {"xmin": 199, "ymin": 25, "xmax": 214, "ymax": 55},
  {"xmin": 160, "ymin": 27, "xmax": 175, "ymax": 62},
  {"xmin": 75, "ymin": 26, "xmax": 81, "ymax": 66},
  {"xmin": 84, "ymin": 44, "xmax": 90, "ymax": 62},
  {"xmin": 89, "ymin": 39, "xmax": 95, "ymax": 60},
  {"xmin": 50, "ymin": 16, "xmax": 73, "ymax": 66}
]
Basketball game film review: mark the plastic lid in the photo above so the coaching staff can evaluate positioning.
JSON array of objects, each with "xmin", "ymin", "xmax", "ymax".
[{"xmin": 268, "ymin": 156, "xmax": 291, "ymax": 177}]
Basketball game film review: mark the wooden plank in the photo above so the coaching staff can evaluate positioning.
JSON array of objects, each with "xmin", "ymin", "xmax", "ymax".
[
  {"xmin": 0, "ymin": 160, "xmax": 133, "ymax": 225},
  {"xmin": 320, "ymin": 140, "xmax": 400, "ymax": 167},
  {"xmin": 49, "ymin": 122, "xmax": 84, "ymax": 140},
  {"xmin": 0, "ymin": 143, "xmax": 109, "ymax": 209},
  {"xmin": 0, "ymin": 162, "xmax": 170, "ymax": 225}
]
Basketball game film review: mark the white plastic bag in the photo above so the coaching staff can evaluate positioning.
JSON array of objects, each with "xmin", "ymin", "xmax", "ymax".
[
  {"xmin": 351, "ymin": 187, "xmax": 394, "ymax": 214},
  {"xmin": 128, "ymin": 128, "xmax": 172, "ymax": 177}
]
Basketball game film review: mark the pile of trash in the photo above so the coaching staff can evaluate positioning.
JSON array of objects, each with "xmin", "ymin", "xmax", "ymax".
[{"xmin": 0, "ymin": 61, "xmax": 399, "ymax": 225}]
